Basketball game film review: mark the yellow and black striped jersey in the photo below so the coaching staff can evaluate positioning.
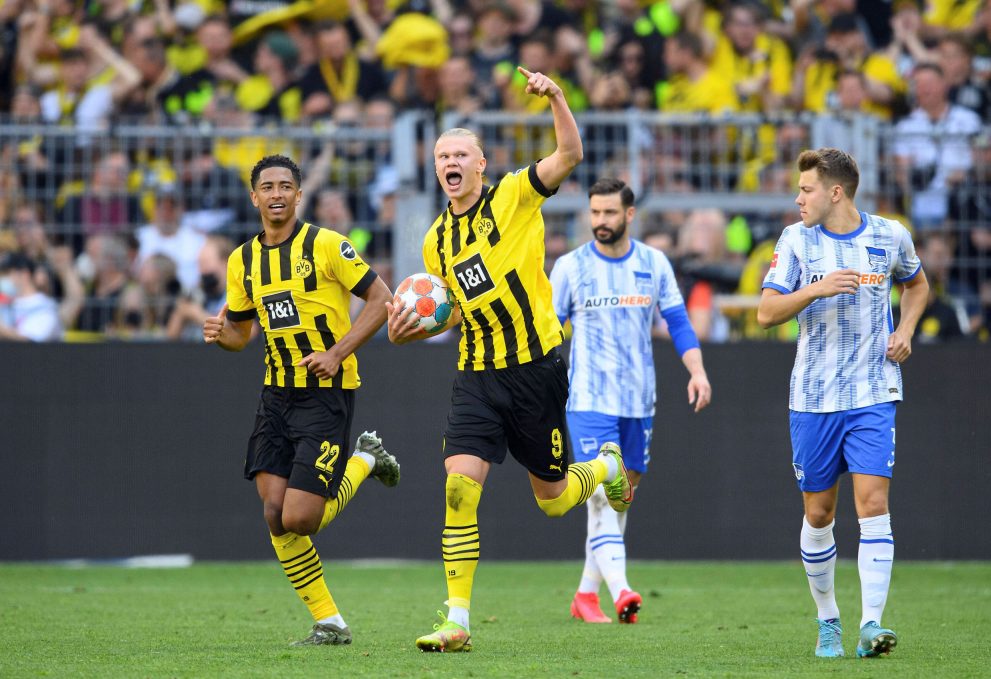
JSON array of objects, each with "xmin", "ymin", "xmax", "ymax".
[
  {"xmin": 423, "ymin": 163, "xmax": 564, "ymax": 371},
  {"xmin": 226, "ymin": 220, "xmax": 377, "ymax": 389}
]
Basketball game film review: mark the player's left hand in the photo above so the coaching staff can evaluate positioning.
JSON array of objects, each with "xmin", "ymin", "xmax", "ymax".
[
  {"xmin": 385, "ymin": 299, "xmax": 426, "ymax": 345},
  {"xmin": 687, "ymin": 373, "xmax": 712, "ymax": 413},
  {"xmin": 517, "ymin": 66, "xmax": 562, "ymax": 98},
  {"xmin": 886, "ymin": 329, "xmax": 912, "ymax": 363},
  {"xmin": 297, "ymin": 349, "xmax": 342, "ymax": 380}
]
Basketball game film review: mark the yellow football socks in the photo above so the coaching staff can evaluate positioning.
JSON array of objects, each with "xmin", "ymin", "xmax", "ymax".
[
  {"xmin": 318, "ymin": 456, "xmax": 371, "ymax": 532},
  {"xmin": 442, "ymin": 473, "xmax": 482, "ymax": 610},
  {"xmin": 535, "ymin": 458, "xmax": 608, "ymax": 517},
  {"xmin": 271, "ymin": 532, "xmax": 338, "ymax": 621}
]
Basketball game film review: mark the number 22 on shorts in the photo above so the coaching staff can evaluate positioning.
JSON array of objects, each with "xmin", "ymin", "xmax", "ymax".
[{"xmin": 315, "ymin": 441, "xmax": 340, "ymax": 475}]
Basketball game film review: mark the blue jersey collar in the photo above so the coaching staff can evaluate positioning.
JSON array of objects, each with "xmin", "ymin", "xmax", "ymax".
[
  {"xmin": 589, "ymin": 239, "xmax": 635, "ymax": 263},
  {"xmin": 820, "ymin": 212, "xmax": 867, "ymax": 240}
]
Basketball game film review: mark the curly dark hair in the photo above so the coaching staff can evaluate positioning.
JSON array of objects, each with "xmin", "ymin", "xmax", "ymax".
[{"xmin": 250, "ymin": 155, "xmax": 302, "ymax": 189}]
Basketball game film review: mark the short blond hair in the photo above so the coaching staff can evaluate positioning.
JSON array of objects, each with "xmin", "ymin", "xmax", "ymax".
[{"xmin": 437, "ymin": 127, "xmax": 484, "ymax": 154}]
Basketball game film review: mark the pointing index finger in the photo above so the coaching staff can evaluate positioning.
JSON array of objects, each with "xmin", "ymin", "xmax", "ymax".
[{"xmin": 517, "ymin": 65, "xmax": 532, "ymax": 78}]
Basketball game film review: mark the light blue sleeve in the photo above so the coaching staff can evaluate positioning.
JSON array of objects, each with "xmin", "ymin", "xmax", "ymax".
[
  {"xmin": 655, "ymin": 250, "xmax": 686, "ymax": 311},
  {"xmin": 549, "ymin": 254, "xmax": 573, "ymax": 324},
  {"xmin": 893, "ymin": 222, "xmax": 923, "ymax": 282},
  {"xmin": 762, "ymin": 226, "xmax": 801, "ymax": 294}
]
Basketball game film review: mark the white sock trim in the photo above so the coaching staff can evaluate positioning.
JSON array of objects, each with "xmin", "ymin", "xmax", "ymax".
[
  {"xmin": 598, "ymin": 453, "xmax": 619, "ymax": 482},
  {"xmin": 317, "ymin": 613, "xmax": 347, "ymax": 628},
  {"xmin": 858, "ymin": 513, "xmax": 892, "ymax": 535},
  {"xmin": 446, "ymin": 605, "xmax": 470, "ymax": 631},
  {"xmin": 355, "ymin": 451, "xmax": 376, "ymax": 471}
]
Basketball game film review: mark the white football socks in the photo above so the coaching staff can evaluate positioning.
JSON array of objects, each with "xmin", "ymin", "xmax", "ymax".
[
  {"xmin": 578, "ymin": 488, "xmax": 606, "ymax": 594},
  {"xmin": 580, "ymin": 486, "xmax": 630, "ymax": 602},
  {"xmin": 801, "ymin": 517, "xmax": 840, "ymax": 621},
  {"xmin": 598, "ymin": 452, "xmax": 619, "ymax": 482},
  {"xmin": 858, "ymin": 513, "xmax": 894, "ymax": 627}
]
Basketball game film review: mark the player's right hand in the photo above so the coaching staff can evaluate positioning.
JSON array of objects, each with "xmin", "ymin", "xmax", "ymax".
[
  {"xmin": 518, "ymin": 66, "xmax": 562, "ymax": 98},
  {"xmin": 385, "ymin": 299, "xmax": 424, "ymax": 345},
  {"xmin": 816, "ymin": 269, "xmax": 860, "ymax": 298},
  {"xmin": 203, "ymin": 303, "xmax": 228, "ymax": 344}
]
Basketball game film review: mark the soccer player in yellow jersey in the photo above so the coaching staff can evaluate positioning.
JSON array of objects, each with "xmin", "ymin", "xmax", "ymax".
[
  {"xmin": 387, "ymin": 67, "xmax": 635, "ymax": 653},
  {"xmin": 202, "ymin": 155, "xmax": 399, "ymax": 647}
]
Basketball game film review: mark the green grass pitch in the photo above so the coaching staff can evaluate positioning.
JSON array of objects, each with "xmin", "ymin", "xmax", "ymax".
[{"xmin": 1, "ymin": 561, "xmax": 988, "ymax": 678}]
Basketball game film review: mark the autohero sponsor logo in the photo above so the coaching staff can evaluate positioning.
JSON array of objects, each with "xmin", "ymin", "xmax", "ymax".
[
  {"xmin": 807, "ymin": 272, "xmax": 887, "ymax": 286},
  {"xmin": 856, "ymin": 273, "xmax": 887, "ymax": 285},
  {"xmin": 583, "ymin": 294, "xmax": 653, "ymax": 309}
]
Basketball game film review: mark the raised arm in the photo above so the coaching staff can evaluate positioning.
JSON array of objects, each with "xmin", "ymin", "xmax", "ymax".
[{"xmin": 517, "ymin": 66, "xmax": 583, "ymax": 191}]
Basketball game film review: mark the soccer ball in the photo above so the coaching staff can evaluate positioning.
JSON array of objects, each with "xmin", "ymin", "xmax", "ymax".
[{"xmin": 394, "ymin": 273, "xmax": 455, "ymax": 333}]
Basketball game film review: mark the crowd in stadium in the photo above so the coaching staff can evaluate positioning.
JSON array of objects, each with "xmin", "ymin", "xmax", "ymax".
[{"xmin": 0, "ymin": 0, "xmax": 989, "ymax": 342}]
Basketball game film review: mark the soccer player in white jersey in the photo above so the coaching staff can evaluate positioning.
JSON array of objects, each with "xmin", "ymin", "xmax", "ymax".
[
  {"xmin": 550, "ymin": 178, "xmax": 712, "ymax": 624},
  {"xmin": 758, "ymin": 148, "xmax": 929, "ymax": 659}
]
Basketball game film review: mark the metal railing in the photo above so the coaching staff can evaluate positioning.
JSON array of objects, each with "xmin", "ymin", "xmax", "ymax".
[{"xmin": 1, "ymin": 111, "xmax": 987, "ymax": 340}]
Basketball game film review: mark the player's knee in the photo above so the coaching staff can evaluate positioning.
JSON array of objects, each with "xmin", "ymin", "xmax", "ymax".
[
  {"xmin": 536, "ymin": 493, "xmax": 571, "ymax": 517},
  {"xmin": 446, "ymin": 473, "xmax": 482, "ymax": 512},
  {"xmin": 805, "ymin": 506, "xmax": 835, "ymax": 528},
  {"xmin": 281, "ymin": 512, "xmax": 320, "ymax": 536},
  {"xmin": 859, "ymin": 499, "xmax": 889, "ymax": 520},
  {"xmin": 262, "ymin": 501, "xmax": 285, "ymax": 534}
]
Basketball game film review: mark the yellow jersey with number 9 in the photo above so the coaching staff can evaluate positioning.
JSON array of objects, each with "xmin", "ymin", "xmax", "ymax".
[{"xmin": 423, "ymin": 163, "xmax": 564, "ymax": 371}]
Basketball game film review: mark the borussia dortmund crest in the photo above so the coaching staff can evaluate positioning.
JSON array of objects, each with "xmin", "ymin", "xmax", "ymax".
[
  {"xmin": 475, "ymin": 217, "xmax": 495, "ymax": 237},
  {"xmin": 294, "ymin": 255, "xmax": 313, "ymax": 278}
]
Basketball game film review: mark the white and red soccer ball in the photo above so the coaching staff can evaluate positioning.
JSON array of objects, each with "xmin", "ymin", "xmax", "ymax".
[{"xmin": 394, "ymin": 273, "xmax": 455, "ymax": 333}]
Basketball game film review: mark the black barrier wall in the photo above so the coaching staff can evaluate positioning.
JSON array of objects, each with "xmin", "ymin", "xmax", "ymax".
[{"xmin": 0, "ymin": 341, "xmax": 987, "ymax": 561}]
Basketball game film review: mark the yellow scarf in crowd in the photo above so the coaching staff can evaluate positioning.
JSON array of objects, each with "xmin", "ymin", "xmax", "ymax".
[{"xmin": 318, "ymin": 54, "xmax": 358, "ymax": 103}]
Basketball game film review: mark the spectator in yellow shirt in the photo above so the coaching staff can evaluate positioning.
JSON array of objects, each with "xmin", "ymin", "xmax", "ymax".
[
  {"xmin": 709, "ymin": 0, "xmax": 792, "ymax": 114},
  {"xmin": 791, "ymin": 13, "xmax": 905, "ymax": 120},
  {"xmin": 921, "ymin": 0, "xmax": 986, "ymax": 41},
  {"xmin": 657, "ymin": 30, "xmax": 739, "ymax": 114},
  {"xmin": 234, "ymin": 31, "xmax": 302, "ymax": 123}
]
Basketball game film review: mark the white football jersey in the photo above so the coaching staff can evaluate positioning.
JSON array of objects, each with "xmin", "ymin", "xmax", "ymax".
[
  {"xmin": 762, "ymin": 212, "xmax": 922, "ymax": 413},
  {"xmin": 550, "ymin": 240, "xmax": 685, "ymax": 417}
]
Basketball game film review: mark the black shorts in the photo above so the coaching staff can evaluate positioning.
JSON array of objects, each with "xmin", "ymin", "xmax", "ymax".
[
  {"xmin": 444, "ymin": 347, "xmax": 571, "ymax": 481},
  {"xmin": 244, "ymin": 385, "xmax": 355, "ymax": 498}
]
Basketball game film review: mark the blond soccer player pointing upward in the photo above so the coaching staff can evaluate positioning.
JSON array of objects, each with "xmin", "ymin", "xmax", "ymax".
[{"xmin": 388, "ymin": 67, "xmax": 635, "ymax": 652}]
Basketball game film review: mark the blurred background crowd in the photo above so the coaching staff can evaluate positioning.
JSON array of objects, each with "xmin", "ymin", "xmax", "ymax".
[{"xmin": 0, "ymin": 0, "xmax": 988, "ymax": 343}]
